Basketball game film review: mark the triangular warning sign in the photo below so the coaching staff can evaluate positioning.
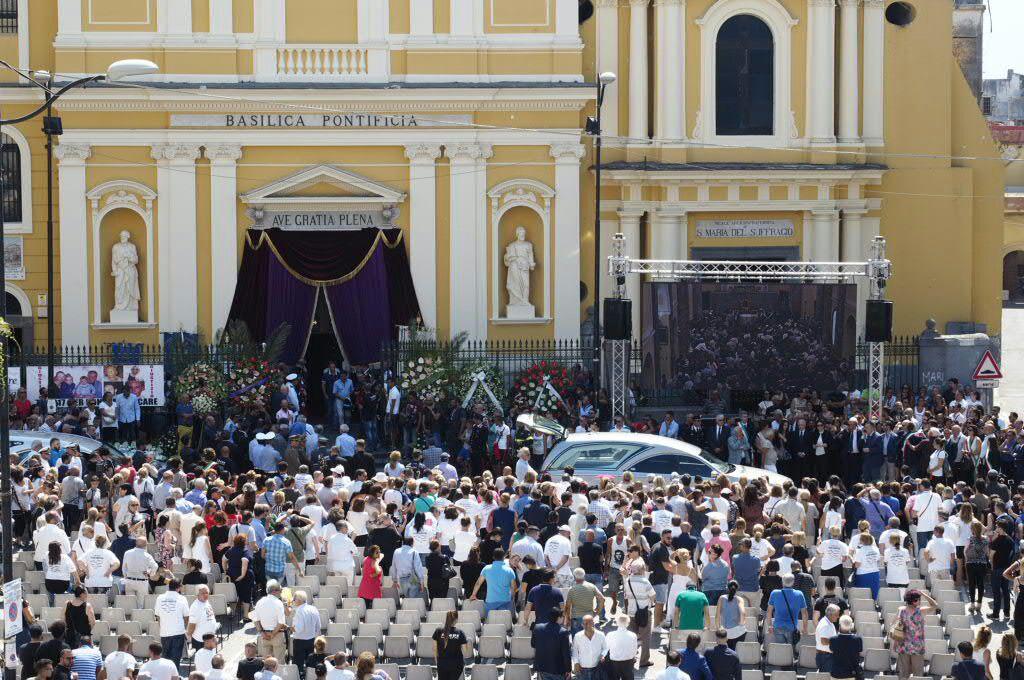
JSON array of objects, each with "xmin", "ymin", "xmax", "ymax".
[{"xmin": 973, "ymin": 350, "xmax": 1002, "ymax": 380}]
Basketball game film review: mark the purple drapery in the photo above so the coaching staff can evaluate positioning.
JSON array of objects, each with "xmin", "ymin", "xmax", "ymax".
[
  {"xmin": 324, "ymin": 246, "xmax": 393, "ymax": 366},
  {"xmin": 227, "ymin": 228, "xmax": 421, "ymax": 366},
  {"xmin": 265, "ymin": 254, "xmax": 318, "ymax": 364}
]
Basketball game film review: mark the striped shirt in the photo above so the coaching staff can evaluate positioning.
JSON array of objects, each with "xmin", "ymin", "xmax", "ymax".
[
  {"xmin": 291, "ymin": 603, "xmax": 322, "ymax": 640},
  {"xmin": 71, "ymin": 646, "xmax": 103, "ymax": 680}
]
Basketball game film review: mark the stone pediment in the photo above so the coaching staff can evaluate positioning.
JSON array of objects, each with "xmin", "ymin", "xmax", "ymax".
[{"xmin": 240, "ymin": 164, "xmax": 407, "ymax": 208}]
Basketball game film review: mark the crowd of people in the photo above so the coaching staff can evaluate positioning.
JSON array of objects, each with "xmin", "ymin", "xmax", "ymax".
[
  {"xmin": 9, "ymin": 359, "xmax": 1024, "ymax": 680},
  {"xmin": 658, "ymin": 308, "xmax": 852, "ymax": 397}
]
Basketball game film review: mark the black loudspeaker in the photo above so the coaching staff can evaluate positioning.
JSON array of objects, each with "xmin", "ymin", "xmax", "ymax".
[
  {"xmin": 603, "ymin": 298, "xmax": 632, "ymax": 340},
  {"xmin": 865, "ymin": 300, "xmax": 893, "ymax": 342}
]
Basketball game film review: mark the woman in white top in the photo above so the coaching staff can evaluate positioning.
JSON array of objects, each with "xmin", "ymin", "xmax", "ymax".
[
  {"xmin": 664, "ymin": 549, "xmax": 697, "ymax": 628},
  {"xmin": 755, "ymin": 425, "xmax": 778, "ymax": 472},
  {"xmin": 384, "ymin": 452, "xmax": 405, "ymax": 478},
  {"xmin": 883, "ymin": 532, "xmax": 911, "ymax": 587},
  {"xmin": 133, "ymin": 470, "xmax": 155, "ymax": 510},
  {"xmin": 820, "ymin": 497, "xmax": 845, "ymax": 542},
  {"xmin": 452, "ymin": 517, "xmax": 478, "ymax": 564},
  {"xmin": 972, "ymin": 626, "xmax": 994, "ymax": 680},
  {"xmin": 816, "ymin": 526, "xmax": 850, "ymax": 589},
  {"xmin": 190, "ymin": 523, "xmax": 213, "ymax": 574},
  {"xmin": 346, "ymin": 497, "xmax": 371, "ymax": 547},
  {"xmin": 926, "ymin": 439, "xmax": 947, "ymax": 482},
  {"xmin": 750, "ymin": 528, "xmax": 775, "ymax": 563},
  {"xmin": 406, "ymin": 512, "xmax": 437, "ymax": 557},
  {"xmin": 44, "ymin": 541, "xmax": 79, "ymax": 604},
  {"xmin": 851, "ymin": 532, "xmax": 882, "ymax": 598}
]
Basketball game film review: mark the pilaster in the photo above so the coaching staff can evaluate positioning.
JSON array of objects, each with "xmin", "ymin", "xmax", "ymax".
[
  {"xmin": 446, "ymin": 143, "xmax": 492, "ymax": 339},
  {"xmin": 205, "ymin": 144, "xmax": 243, "ymax": 336},
  {"xmin": 152, "ymin": 143, "xmax": 202, "ymax": 333},
  {"xmin": 628, "ymin": 0, "xmax": 650, "ymax": 143},
  {"xmin": 405, "ymin": 143, "xmax": 443, "ymax": 330},
  {"xmin": 550, "ymin": 143, "xmax": 586, "ymax": 339},
  {"xmin": 808, "ymin": 0, "xmax": 837, "ymax": 146},
  {"xmin": 54, "ymin": 143, "xmax": 91, "ymax": 346}
]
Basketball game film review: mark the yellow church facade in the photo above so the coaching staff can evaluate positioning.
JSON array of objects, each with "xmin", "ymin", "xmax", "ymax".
[{"xmin": 0, "ymin": 0, "xmax": 1006, "ymax": 354}]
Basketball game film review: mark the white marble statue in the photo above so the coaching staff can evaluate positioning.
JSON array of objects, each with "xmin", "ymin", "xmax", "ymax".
[
  {"xmin": 111, "ymin": 230, "xmax": 140, "ymax": 315},
  {"xmin": 503, "ymin": 225, "xmax": 536, "ymax": 318}
]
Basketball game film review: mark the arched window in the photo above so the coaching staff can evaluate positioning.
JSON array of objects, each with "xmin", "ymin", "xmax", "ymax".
[
  {"xmin": 4, "ymin": 292, "xmax": 21, "ymax": 316},
  {"xmin": 715, "ymin": 14, "xmax": 774, "ymax": 136},
  {"xmin": 0, "ymin": 133, "xmax": 21, "ymax": 223}
]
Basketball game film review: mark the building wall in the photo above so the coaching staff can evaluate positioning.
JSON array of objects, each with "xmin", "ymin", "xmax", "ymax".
[{"xmin": 0, "ymin": 0, "xmax": 1006, "ymax": 351}]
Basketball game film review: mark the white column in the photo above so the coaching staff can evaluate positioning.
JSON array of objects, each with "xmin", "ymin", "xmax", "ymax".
[
  {"xmin": 17, "ymin": 0, "xmax": 28, "ymax": 73},
  {"xmin": 838, "ymin": 0, "xmax": 860, "ymax": 144},
  {"xmin": 655, "ymin": 0, "xmax": 684, "ymax": 142},
  {"xmin": 54, "ymin": 143, "xmax": 91, "ymax": 346},
  {"xmin": 446, "ymin": 143, "xmax": 491, "ymax": 339},
  {"xmin": 405, "ymin": 143, "xmax": 442, "ymax": 330},
  {"xmin": 862, "ymin": 0, "xmax": 885, "ymax": 146},
  {"xmin": 628, "ymin": 0, "xmax": 650, "ymax": 142},
  {"xmin": 450, "ymin": 0, "xmax": 482, "ymax": 37},
  {"xmin": 555, "ymin": 0, "xmax": 579, "ymax": 38},
  {"xmin": 410, "ymin": 0, "xmax": 434, "ymax": 36},
  {"xmin": 596, "ymin": 0, "xmax": 620, "ymax": 137},
  {"xmin": 616, "ymin": 210, "xmax": 643, "ymax": 339},
  {"xmin": 206, "ymin": 144, "xmax": 242, "ymax": 336},
  {"xmin": 210, "ymin": 0, "xmax": 234, "ymax": 35},
  {"xmin": 811, "ymin": 209, "xmax": 840, "ymax": 262},
  {"xmin": 253, "ymin": 0, "xmax": 286, "ymax": 79},
  {"xmin": 808, "ymin": 0, "xmax": 837, "ymax": 145},
  {"xmin": 650, "ymin": 209, "xmax": 683, "ymax": 264},
  {"xmin": 152, "ymin": 143, "xmax": 201, "ymax": 333},
  {"xmin": 56, "ymin": 0, "xmax": 82, "ymax": 38},
  {"xmin": 841, "ymin": 208, "xmax": 865, "ymax": 262},
  {"xmin": 357, "ymin": 0, "xmax": 389, "ymax": 42},
  {"xmin": 158, "ymin": 0, "xmax": 193, "ymax": 36},
  {"xmin": 550, "ymin": 143, "xmax": 585, "ymax": 339}
]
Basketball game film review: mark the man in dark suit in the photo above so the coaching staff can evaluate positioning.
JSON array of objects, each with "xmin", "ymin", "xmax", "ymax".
[
  {"xmin": 683, "ymin": 414, "xmax": 704, "ymax": 447},
  {"xmin": 705, "ymin": 415, "xmax": 731, "ymax": 460},
  {"xmin": 951, "ymin": 641, "xmax": 987, "ymax": 680},
  {"xmin": 786, "ymin": 418, "xmax": 814, "ymax": 480},
  {"xmin": 841, "ymin": 418, "xmax": 866, "ymax": 487},
  {"xmin": 531, "ymin": 608, "xmax": 571, "ymax": 680},
  {"xmin": 862, "ymin": 422, "xmax": 884, "ymax": 483},
  {"xmin": 704, "ymin": 628, "xmax": 740, "ymax": 680}
]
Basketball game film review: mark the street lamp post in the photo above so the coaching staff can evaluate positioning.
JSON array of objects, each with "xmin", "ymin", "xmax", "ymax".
[
  {"xmin": 586, "ymin": 71, "xmax": 616, "ymax": 388},
  {"xmin": 0, "ymin": 60, "xmax": 158, "ymax": 674}
]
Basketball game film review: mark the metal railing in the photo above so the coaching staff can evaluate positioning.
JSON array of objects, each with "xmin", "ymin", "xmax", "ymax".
[{"xmin": 382, "ymin": 338, "xmax": 643, "ymax": 394}]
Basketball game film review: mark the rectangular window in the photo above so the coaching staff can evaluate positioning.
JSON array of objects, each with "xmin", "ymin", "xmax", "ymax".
[
  {"xmin": 0, "ymin": 0, "xmax": 16, "ymax": 34},
  {"xmin": 982, "ymin": 96, "xmax": 993, "ymax": 116}
]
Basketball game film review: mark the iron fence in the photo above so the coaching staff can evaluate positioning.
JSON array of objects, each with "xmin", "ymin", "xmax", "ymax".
[
  {"xmin": 852, "ymin": 335, "xmax": 921, "ymax": 393},
  {"xmin": 381, "ymin": 338, "xmax": 642, "ymax": 395}
]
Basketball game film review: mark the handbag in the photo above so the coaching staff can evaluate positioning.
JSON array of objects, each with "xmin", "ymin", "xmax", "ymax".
[
  {"xmin": 891, "ymin": 609, "xmax": 906, "ymax": 642},
  {"xmin": 627, "ymin": 577, "xmax": 650, "ymax": 628},
  {"xmin": 780, "ymin": 591, "xmax": 801, "ymax": 648}
]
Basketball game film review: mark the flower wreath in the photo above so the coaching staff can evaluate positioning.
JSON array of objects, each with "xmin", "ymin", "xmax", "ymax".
[
  {"xmin": 400, "ymin": 355, "xmax": 448, "ymax": 402},
  {"xmin": 228, "ymin": 357, "xmax": 281, "ymax": 414},
  {"xmin": 453, "ymin": 363, "xmax": 506, "ymax": 414},
  {"xmin": 511, "ymin": 360, "xmax": 570, "ymax": 414},
  {"xmin": 173, "ymin": 362, "xmax": 228, "ymax": 415}
]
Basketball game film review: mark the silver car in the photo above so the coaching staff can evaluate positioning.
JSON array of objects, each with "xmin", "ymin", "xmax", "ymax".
[
  {"xmin": 519, "ymin": 414, "xmax": 791, "ymax": 486},
  {"xmin": 11, "ymin": 430, "xmax": 104, "ymax": 464}
]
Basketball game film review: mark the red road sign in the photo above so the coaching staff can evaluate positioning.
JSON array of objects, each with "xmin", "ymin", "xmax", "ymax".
[{"xmin": 973, "ymin": 350, "xmax": 1003, "ymax": 381}]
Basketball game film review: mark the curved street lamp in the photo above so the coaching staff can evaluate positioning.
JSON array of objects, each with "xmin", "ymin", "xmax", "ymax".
[{"xmin": 0, "ymin": 59, "xmax": 159, "ymax": 634}]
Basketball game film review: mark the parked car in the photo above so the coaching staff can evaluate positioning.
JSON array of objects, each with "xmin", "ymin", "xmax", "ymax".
[
  {"xmin": 11, "ymin": 430, "xmax": 104, "ymax": 465},
  {"xmin": 518, "ymin": 414, "xmax": 791, "ymax": 486}
]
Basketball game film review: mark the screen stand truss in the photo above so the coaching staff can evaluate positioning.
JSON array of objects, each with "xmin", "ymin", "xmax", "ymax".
[{"xmin": 607, "ymin": 234, "xmax": 893, "ymax": 421}]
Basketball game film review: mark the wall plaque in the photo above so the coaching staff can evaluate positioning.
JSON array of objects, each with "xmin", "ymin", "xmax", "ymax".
[
  {"xmin": 249, "ymin": 208, "xmax": 397, "ymax": 231},
  {"xmin": 695, "ymin": 219, "xmax": 796, "ymax": 239},
  {"xmin": 171, "ymin": 113, "xmax": 473, "ymax": 129}
]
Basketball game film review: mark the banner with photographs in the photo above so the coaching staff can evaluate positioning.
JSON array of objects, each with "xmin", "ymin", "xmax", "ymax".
[
  {"xmin": 24, "ymin": 365, "xmax": 165, "ymax": 407},
  {"xmin": 640, "ymin": 281, "xmax": 857, "ymax": 394}
]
